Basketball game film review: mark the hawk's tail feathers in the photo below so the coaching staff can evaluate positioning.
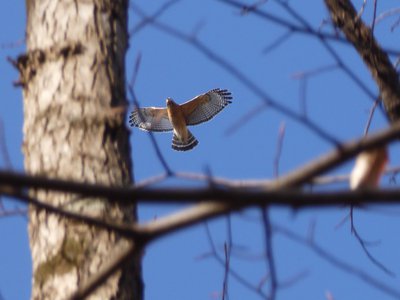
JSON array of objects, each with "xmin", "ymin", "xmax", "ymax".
[{"xmin": 172, "ymin": 131, "xmax": 198, "ymax": 151}]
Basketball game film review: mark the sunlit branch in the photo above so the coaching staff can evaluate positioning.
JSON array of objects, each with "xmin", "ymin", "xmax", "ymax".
[
  {"xmin": 356, "ymin": 0, "xmax": 368, "ymax": 20},
  {"xmin": 1, "ymin": 122, "xmax": 400, "ymax": 204},
  {"xmin": 375, "ymin": 8, "xmax": 400, "ymax": 25}
]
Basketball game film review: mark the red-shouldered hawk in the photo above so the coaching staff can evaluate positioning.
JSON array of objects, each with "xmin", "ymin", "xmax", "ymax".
[
  {"xmin": 350, "ymin": 146, "xmax": 388, "ymax": 189},
  {"xmin": 129, "ymin": 88, "xmax": 232, "ymax": 151}
]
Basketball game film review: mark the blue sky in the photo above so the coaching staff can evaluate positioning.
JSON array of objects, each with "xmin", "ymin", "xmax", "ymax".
[{"xmin": 1, "ymin": 1, "xmax": 400, "ymax": 300}]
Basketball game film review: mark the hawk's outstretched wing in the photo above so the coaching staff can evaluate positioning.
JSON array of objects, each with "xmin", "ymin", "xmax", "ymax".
[
  {"xmin": 129, "ymin": 107, "xmax": 173, "ymax": 132},
  {"xmin": 181, "ymin": 88, "xmax": 232, "ymax": 126}
]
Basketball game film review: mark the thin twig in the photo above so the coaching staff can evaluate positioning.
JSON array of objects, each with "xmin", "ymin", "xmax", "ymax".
[
  {"xmin": 291, "ymin": 64, "xmax": 340, "ymax": 118},
  {"xmin": 222, "ymin": 243, "xmax": 230, "ymax": 300},
  {"xmin": 350, "ymin": 208, "xmax": 395, "ymax": 276},
  {"xmin": 223, "ymin": 215, "xmax": 233, "ymax": 300},
  {"xmin": 356, "ymin": 0, "xmax": 368, "ymax": 20},
  {"xmin": 299, "ymin": 79, "xmax": 308, "ymax": 117},
  {"xmin": 278, "ymin": 270, "xmax": 309, "ymax": 289},
  {"xmin": 262, "ymin": 30, "xmax": 292, "ymax": 54},
  {"xmin": 0, "ymin": 207, "xmax": 27, "ymax": 217},
  {"xmin": 291, "ymin": 64, "xmax": 339, "ymax": 80},
  {"xmin": 375, "ymin": 8, "xmax": 400, "ymax": 25},
  {"xmin": 240, "ymin": 0, "xmax": 268, "ymax": 15},
  {"xmin": 225, "ymin": 103, "xmax": 267, "ymax": 136},
  {"xmin": 364, "ymin": 99, "xmax": 380, "ymax": 136},
  {"xmin": 371, "ymin": 0, "xmax": 378, "ymax": 38},
  {"xmin": 275, "ymin": 224, "xmax": 400, "ymax": 299},
  {"xmin": 278, "ymin": 1, "xmax": 378, "ymax": 104},
  {"xmin": 218, "ymin": 0, "xmax": 400, "ymax": 56},
  {"xmin": 273, "ymin": 122, "xmax": 286, "ymax": 178},
  {"xmin": 204, "ymin": 223, "xmax": 268, "ymax": 299},
  {"xmin": 262, "ymin": 208, "xmax": 277, "ymax": 300},
  {"xmin": 129, "ymin": 0, "xmax": 180, "ymax": 36}
]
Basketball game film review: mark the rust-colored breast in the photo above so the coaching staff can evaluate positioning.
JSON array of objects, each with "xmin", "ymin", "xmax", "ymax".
[{"xmin": 167, "ymin": 101, "xmax": 188, "ymax": 139}]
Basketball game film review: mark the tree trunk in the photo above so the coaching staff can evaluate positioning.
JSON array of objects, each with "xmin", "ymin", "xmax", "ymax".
[{"xmin": 20, "ymin": 0, "xmax": 141, "ymax": 299}]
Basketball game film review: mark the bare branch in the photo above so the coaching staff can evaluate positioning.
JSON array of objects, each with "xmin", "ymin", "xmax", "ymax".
[
  {"xmin": 225, "ymin": 103, "xmax": 267, "ymax": 136},
  {"xmin": 277, "ymin": 1, "xmax": 378, "ymax": 103},
  {"xmin": 222, "ymin": 215, "xmax": 233, "ymax": 300},
  {"xmin": 0, "ymin": 207, "xmax": 27, "ymax": 217},
  {"xmin": 204, "ymin": 223, "xmax": 268, "ymax": 299},
  {"xmin": 278, "ymin": 270, "xmax": 309, "ymax": 289},
  {"xmin": 222, "ymin": 243, "xmax": 231, "ymax": 300},
  {"xmin": 325, "ymin": 0, "xmax": 400, "ymax": 123},
  {"xmin": 356, "ymin": 0, "xmax": 368, "ymax": 20},
  {"xmin": 350, "ymin": 208, "xmax": 395, "ymax": 276},
  {"xmin": 273, "ymin": 122, "xmax": 286, "ymax": 178},
  {"xmin": 239, "ymin": 0, "xmax": 268, "ymax": 15},
  {"xmin": 291, "ymin": 64, "xmax": 339, "ymax": 80},
  {"xmin": 364, "ymin": 99, "xmax": 381, "ymax": 136},
  {"xmin": 371, "ymin": 0, "xmax": 378, "ymax": 36},
  {"xmin": 4, "ymin": 190, "xmax": 143, "ymax": 240},
  {"xmin": 1, "ymin": 122, "xmax": 400, "ymax": 206},
  {"xmin": 129, "ymin": 0, "xmax": 180, "ymax": 36},
  {"xmin": 262, "ymin": 30, "xmax": 292, "ymax": 54},
  {"xmin": 262, "ymin": 208, "xmax": 277, "ymax": 300},
  {"xmin": 275, "ymin": 225, "xmax": 400, "ymax": 299},
  {"xmin": 219, "ymin": 0, "xmax": 400, "ymax": 56},
  {"xmin": 375, "ymin": 8, "xmax": 400, "ymax": 26}
]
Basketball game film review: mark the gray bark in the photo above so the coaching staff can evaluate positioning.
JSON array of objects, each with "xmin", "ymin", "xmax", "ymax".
[{"xmin": 20, "ymin": 0, "xmax": 141, "ymax": 299}]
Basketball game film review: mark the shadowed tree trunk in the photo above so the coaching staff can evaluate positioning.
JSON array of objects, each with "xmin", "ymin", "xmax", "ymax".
[{"xmin": 19, "ymin": 0, "xmax": 142, "ymax": 299}]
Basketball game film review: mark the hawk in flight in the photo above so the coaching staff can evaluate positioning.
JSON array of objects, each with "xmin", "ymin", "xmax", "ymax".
[{"xmin": 129, "ymin": 88, "xmax": 232, "ymax": 151}]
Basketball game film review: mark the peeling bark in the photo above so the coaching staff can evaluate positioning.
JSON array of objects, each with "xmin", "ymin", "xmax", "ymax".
[{"xmin": 22, "ymin": 0, "xmax": 142, "ymax": 299}]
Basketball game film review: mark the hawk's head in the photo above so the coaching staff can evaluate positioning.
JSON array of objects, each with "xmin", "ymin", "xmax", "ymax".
[{"xmin": 166, "ymin": 98, "xmax": 177, "ymax": 107}]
